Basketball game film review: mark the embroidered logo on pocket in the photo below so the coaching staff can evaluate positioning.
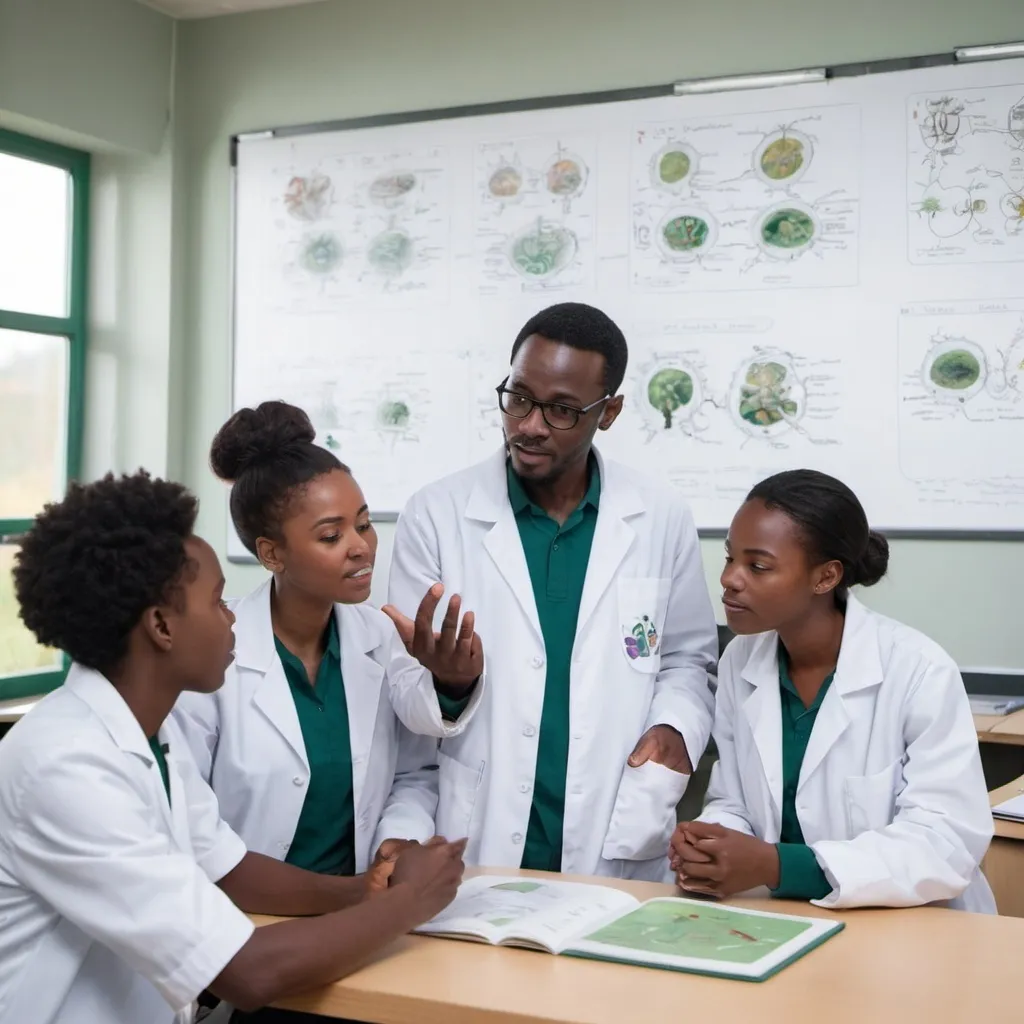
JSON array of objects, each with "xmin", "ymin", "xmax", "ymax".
[{"xmin": 624, "ymin": 615, "xmax": 659, "ymax": 659}]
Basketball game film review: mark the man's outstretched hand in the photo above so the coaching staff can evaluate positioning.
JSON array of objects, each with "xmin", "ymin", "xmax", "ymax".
[{"xmin": 382, "ymin": 583, "xmax": 483, "ymax": 691}]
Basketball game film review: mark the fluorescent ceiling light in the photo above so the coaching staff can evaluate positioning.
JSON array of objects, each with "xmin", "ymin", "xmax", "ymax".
[{"xmin": 955, "ymin": 42, "xmax": 1024, "ymax": 62}]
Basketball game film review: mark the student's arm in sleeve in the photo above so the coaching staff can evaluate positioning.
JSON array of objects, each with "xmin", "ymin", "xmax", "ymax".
[
  {"xmin": 371, "ymin": 726, "xmax": 440, "ymax": 854},
  {"xmin": 696, "ymin": 642, "xmax": 758, "ymax": 837},
  {"xmin": 169, "ymin": 689, "xmax": 222, "ymax": 781},
  {"xmin": 644, "ymin": 500, "xmax": 718, "ymax": 769},
  {"xmin": 809, "ymin": 661, "xmax": 994, "ymax": 909}
]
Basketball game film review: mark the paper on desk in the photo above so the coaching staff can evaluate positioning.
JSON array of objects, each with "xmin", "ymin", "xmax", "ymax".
[{"xmin": 992, "ymin": 793, "xmax": 1024, "ymax": 822}]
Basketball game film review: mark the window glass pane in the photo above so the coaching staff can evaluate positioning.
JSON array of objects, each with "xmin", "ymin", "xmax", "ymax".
[
  {"xmin": 0, "ymin": 152, "xmax": 71, "ymax": 318},
  {"xmin": 0, "ymin": 330, "xmax": 68, "ymax": 519},
  {"xmin": 0, "ymin": 544, "xmax": 61, "ymax": 679}
]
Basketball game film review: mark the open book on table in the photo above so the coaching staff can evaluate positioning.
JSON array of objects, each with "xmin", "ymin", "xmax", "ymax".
[{"xmin": 414, "ymin": 875, "xmax": 844, "ymax": 982}]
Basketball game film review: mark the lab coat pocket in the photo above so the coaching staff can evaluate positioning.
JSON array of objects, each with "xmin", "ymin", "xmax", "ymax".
[
  {"xmin": 844, "ymin": 757, "xmax": 903, "ymax": 835},
  {"xmin": 617, "ymin": 577, "xmax": 671, "ymax": 675},
  {"xmin": 602, "ymin": 760, "xmax": 690, "ymax": 861},
  {"xmin": 435, "ymin": 751, "xmax": 484, "ymax": 845}
]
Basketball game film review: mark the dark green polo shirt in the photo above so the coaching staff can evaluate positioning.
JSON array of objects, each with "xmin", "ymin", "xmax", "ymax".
[
  {"xmin": 508, "ymin": 458, "xmax": 601, "ymax": 873},
  {"xmin": 275, "ymin": 613, "xmax": 356, "ymax": 876},
  {"xmin": 771, "ymin": 647, "xmax": 834, "ymax": 901},
  {"xmin": 149, "ymin": 736, "xmax": 170, "ymax": 805}
]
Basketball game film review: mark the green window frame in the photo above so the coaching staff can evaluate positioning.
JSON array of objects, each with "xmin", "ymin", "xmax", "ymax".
[{"xmin": 0, "ymin": 128, "xmax": 89, "ymax": 701}]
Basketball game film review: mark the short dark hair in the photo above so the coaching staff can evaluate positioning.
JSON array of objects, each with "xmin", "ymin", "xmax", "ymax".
[
  {"xmin": 13, "ymin": 471, "xmax": 199, "ymax": 675},
  {"xmin": 747, "ymin": 469, "xmax": 889, "ymax": 593},
  {"xmin": 511, "ymin": 302, "xmax": 628, "ymax": 395},
  {"xmin": 210, "ymin": 400, "xmax": 348, "ymax": 556}
]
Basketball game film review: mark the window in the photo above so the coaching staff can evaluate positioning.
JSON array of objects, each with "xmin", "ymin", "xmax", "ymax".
[{"xmin": 0, "ymin": 130, "xmax": 89, "ymax": 701}]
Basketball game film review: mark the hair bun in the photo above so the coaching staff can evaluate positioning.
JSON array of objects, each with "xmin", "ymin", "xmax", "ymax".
[
  {"xmin": 209, "ymin": 401, "xmax": 316, "ymax": 483},
  {"xmin": 851, "ymin": 529, "xmax": 889, "ymax": 588}
]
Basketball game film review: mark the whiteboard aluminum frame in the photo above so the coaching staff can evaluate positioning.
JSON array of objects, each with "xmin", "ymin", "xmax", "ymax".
[{"xmin": 229, "ymin": 43, "xmax": 1024, "ymax": 547}]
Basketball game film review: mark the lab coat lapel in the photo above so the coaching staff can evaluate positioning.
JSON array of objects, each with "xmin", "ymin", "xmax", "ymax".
[
  {"xmin": 338, "ymin": 605, "xmax": 385, "ymax": 810},
  {"xmin": 469, "ymin": 449, "xmax": 543, "ymax": 643},
  {"xmin": 798, "ymin": 595, "xmax": 883, "ymax": 791},
  {"xmin": 740, "ymin": 633, "xmax": 785, "ymax": 822},
  {"xmin": 576, "ymin": 452, "xmax": 640, "ymax": 636},
  {"xmin": 236, "ymin": 580, "xmax": 308, "ymax": 770}
]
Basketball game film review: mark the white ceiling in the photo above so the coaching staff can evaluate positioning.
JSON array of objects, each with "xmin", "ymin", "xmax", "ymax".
[{"xmin": 136, "ymin": 0, "xmax": 327, "ymax": 18}]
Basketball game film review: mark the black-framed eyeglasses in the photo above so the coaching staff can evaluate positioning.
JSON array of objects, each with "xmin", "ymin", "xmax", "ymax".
[{"xmin": 496, "ymin": 378, "xmax": 611, "ymax": 431}]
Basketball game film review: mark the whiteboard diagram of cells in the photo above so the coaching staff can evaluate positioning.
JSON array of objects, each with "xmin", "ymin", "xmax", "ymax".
[
  {"xmin": 908, "ymin": 85, "xmax": 1024, "ymax": 264},
  {"xmin": 474, "ymin": 134, "xmax": 596, "ymax": 294},
  {"xmin": 730, "ymin": 350, "xmax": 807, "ymax": 441},
  {"xmin": 898, "ymin": 303, "xmax": 1024, "ymax": 491},
  {"xmin": 630, "ymin": 104, "xmax": 859, "ymax": 292}
]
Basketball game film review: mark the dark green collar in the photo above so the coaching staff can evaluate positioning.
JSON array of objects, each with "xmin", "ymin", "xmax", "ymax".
[{"xmin": 506, "ymin": 452, "xmax": 601, "ymax": 517}]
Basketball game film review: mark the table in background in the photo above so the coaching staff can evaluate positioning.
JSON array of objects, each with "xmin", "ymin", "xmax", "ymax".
[
  {"xmin": 255, "ymin": 868, "xmax": 1022, "ymax": 1024},
  {"xmin": 985, "ymin": 775, "xmax": 1024, "ymax": 919}
]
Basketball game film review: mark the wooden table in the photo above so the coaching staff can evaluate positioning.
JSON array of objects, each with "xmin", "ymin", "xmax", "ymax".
[
  {"xmin": 975, "ymin": 710, "xmax": 1024, "ymax": 746},
  {"xmin": 255, "ymin": 868, "xmax": 1022, "ymax": 1023},
  {"xmin": 985, "ymin": 775, "xmax": 1024, "ymax": 918}
]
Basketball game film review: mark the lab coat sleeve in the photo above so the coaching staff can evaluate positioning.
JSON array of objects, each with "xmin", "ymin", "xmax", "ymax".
[
  {"xmin": 370, "ymin": 726, "xmax": 439, "ymax": 853},
  {"xmin": 384, "ymin": 625, "xmax": 486, "ymax": 738},
  {"xmin": 0, "ymin": 744, "xmax": 254, "ymax": 1014},
  {"xmin": 385, "ymin": 498, "xmax": 486, "ymax": 738},
  {"xmin": 697, "ymin": 643, "xmax": 758, "ymax": 835},
  {"xmin": 644, "ymin": 500, "xmax": 718, "ymax": 768},
  {"xmin": 809, "ymin": 661, "xmax": 994, "ymax": 909},
  {"xmin": 169, "ymin": 690, "xmax": 222, "ymax": 781}
]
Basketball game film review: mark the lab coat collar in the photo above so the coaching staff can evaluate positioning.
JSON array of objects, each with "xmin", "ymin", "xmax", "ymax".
[{"xmin": 65, "ymin": 662, "xmax": 157, "ymax": 764}]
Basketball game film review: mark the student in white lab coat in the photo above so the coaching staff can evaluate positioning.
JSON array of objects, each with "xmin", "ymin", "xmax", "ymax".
[
  {"xmin": 172, "ymin": 402, "xmax": 484, "ymax": 1023},
  {"xmin": 671, "ymin": 469, "xmax": 995, "ymax": 912},
  {"xmin": 385, "ymin": 302, "xmax": 719, "ymax": 882},
  {"xmin": 0, "ymin": 471, "xmax": 466, "ymax": 1024}
]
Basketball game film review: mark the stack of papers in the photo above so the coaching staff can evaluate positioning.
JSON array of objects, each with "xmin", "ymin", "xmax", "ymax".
[
  {"xmin": 992, "ymin": 793, "xmax": 1024, "ymax": 823},
  {"xmin": 969, "ymin": 695, "xmax": 1024, "ymax": 716}
]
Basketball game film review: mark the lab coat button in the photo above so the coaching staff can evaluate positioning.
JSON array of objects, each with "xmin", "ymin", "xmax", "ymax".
[
  {"xmin": 512, "ymin": 832, "xmax": 523, "ymax": 844},
  {"xmin": 292, "ymin": 776, "xmax": 305, "ymax": 786},
  {"xmin": 519, "ymin": 782, "xmax": 530, "ymax": 794},
  {"xmin": 531, "ymin": 656, "xmax": 544, "ymax": 669},
  {"xmin": 523, "ymin": 725, "xmax": 536, "ymax": 737}
]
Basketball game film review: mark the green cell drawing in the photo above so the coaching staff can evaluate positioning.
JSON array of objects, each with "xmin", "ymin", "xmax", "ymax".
[
  {"xmin": 368, "ymin": 230, "xmax": 414, "ymax": 276},
  {"xmin": 546, "ymin": 159, "xmax": 584, "ymax": 196},
  {"xmin": 658, "ymin": 150, "xmax": 692, "ymax": 184},
  {"xmin": 299, "ymin": 233, "xmax": 342, "ymax": 274},
  {"xmin": 489, "ymin": 917, "xmax": 516, "ymax": 926},
  {"xmin": 662, "ymin": 215, "xmax": 711, "ymax": 254},
  {"xmin": 377, "ymin": 399, "xmax": 411, "ymax": 428},
  {"xmin": 370, "ymin": 172, "xmax": 416, "ymax": 202},
  {"xmin": 929, "ymin": 349, "xmax": 982, "ymax": 391},
  {"xmin": 647, "ymin": 368, "xmax": 694, "ymax": 429},
  {"xmin": 739, "ymin": 361, "xmax": 799, "ymax": 428},
  {"xmin": 760, "ymin": 208, "xmax": 816, "ymax": 251},
  {"xmin": 489, "ymin": 166, "xmax": 522, "ymax": 198},
  {"xmin": 491, "ymin": 882, "xmax": 543, "ymax": 893},
  {"xmin": 918, "ymin": 196, "xmax": 943, "ymax": 216},
  {"xmin": 972, "ymin": 198, "xmax": 987, "ymax": 213},
  {"xmin": 759, "ymin": 137, "xmax": 805, "ymax": 181},
  {"xmin": 510, "ymin": 223, "xmax": 575, "ymax": 278},
  {"xmin": 583, "ymin": 900, "xmax": 810, "ymax": 965},
  {"xmin": 324, "ymin": 434, "xmax": 340, "ymax": 450}
]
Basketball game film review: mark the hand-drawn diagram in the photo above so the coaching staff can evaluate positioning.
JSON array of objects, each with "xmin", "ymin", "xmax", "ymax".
[
  {"xmin": 908, "ymin": 86, "xmax": 1024, "ymax": 264},
  {"xmin": 731, "ymin": 351, "xmax": 807, "ymax": 439},
  {"xmin": 898, "ymin": 302, "xmax": 1024, "ymax": 501},
  {"xmin": 272, "ymin": 145, "xmax": 450, "ymax": 308},
  {"xmin": 474, "ymin": 134, "xmax": 596, "ymax": 293},
  {"xmin": 630, "ymin": 105, "xmax": 859, "ymax": 292}
]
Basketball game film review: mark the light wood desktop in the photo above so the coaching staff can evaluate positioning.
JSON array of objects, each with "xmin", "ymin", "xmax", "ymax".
[
  {"xmin": 975, "ymin": 710, "xmax": 1024, "ymax": 746},
  {"xmin": 985, "ymin": 775, "xmax": 1024, "ymax": 919},
  {"xmin": 254, "ymin": 867, "xmax": 1022, "ymax": 1023}
]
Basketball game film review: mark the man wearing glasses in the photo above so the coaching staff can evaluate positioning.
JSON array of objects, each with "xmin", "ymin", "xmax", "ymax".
[{"xmin": 384, "ymin": 302, "xmax": 717, "ymax": 881}]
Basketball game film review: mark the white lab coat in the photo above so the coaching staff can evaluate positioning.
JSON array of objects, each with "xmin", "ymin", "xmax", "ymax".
[
  {"xmin": 0, "ymin": 665, "xmax": 254, "ymax": 1024},
  {"xmin": 172, "ymin": 579, "xmax": 483, "ymax": 871},
  {"xmin": 700, "ymin": 594, "xmax": 996, "ymax": 912},
  {"xmin": 387, "ymin": 447, "xmax": 718, "ymax": 880}
]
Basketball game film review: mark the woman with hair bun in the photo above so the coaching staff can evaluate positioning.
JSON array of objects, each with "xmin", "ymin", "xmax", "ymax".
[
  {"xmin": 671, "ymin": 469, "xmax": 995, "ymax": 913},
  {"xmin": 174, "ymin": 402, "xmax": 484, "ymax": 1022}
]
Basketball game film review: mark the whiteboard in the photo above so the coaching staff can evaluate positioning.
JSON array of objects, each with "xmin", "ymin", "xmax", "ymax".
[{"xmin": 231, "ymin": 57, "xmax": 1024, "ymax": 559}]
